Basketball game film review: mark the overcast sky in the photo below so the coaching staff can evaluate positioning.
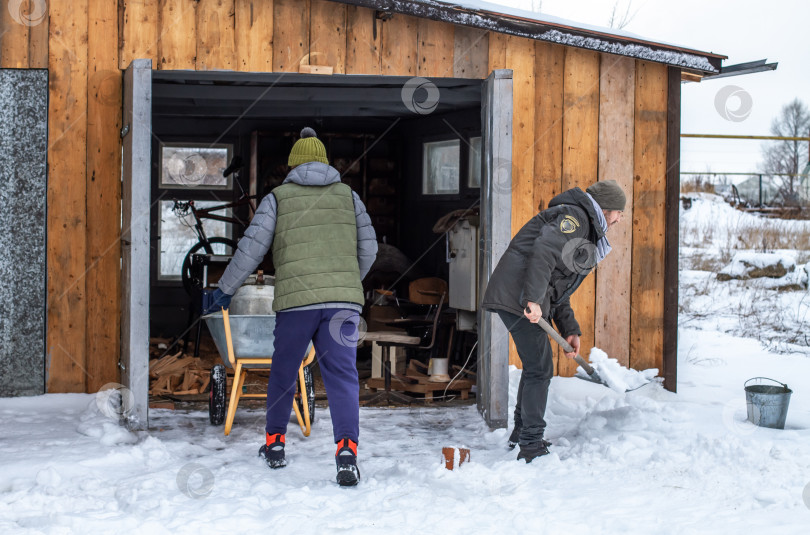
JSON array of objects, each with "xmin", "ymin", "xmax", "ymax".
[{"xmin": 485, "ymin": 0, "xmax": 810, "ymax": 178}]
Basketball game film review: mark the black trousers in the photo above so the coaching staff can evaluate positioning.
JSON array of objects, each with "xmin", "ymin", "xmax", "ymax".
[{"xmin": 496, "ymin": 310, "xmax": 555, "ymax": 445}]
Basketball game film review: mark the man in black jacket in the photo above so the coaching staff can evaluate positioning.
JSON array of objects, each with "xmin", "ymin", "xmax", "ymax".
[{"xmin": 481, "ymin": 180, "xmax": 626, "ymax": 462}]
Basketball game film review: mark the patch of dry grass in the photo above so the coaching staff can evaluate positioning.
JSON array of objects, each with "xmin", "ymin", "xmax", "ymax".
[{"xmin": 680, "ymin": 175, "xmax": 716, "ymax": 194}]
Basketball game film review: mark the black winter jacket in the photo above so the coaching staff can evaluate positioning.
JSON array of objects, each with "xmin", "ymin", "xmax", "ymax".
[{"xmin": 481, "ymin": 188, "xmax": 605, "ymax": 337}]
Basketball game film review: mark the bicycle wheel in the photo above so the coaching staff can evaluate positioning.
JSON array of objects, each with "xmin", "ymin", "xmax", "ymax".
[
  {"xmin": 181, "ymin": 236, "xmax": 238, "ymax": 295},
  {"xmin": 209, "ymin": 364, "xmax": 227, "ymax": 425}
]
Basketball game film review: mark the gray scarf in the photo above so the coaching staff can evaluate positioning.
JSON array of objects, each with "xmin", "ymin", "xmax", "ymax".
[{"xmin": 586, "ymin": 193, "xmax": 612, "ymax": 264}]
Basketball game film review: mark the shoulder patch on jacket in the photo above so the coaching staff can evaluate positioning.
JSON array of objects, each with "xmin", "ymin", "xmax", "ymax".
[{"xmin": 560, "ymin": 215, "xmax": 580, "ymax": 234}]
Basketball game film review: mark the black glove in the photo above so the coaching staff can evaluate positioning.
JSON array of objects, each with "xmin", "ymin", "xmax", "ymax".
[{"xmin": 203, "ymin": 288, "xmax": 232, "ymax": 315}]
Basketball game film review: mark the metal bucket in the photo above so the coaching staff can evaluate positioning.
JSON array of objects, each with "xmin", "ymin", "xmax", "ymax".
[
  {"xmin": 203, "ymin": 313, "xmax": 276, "ymax": 367},
  {"xmin": 744, "ymin": 377, "xmax": 792, "ymax": 430}
]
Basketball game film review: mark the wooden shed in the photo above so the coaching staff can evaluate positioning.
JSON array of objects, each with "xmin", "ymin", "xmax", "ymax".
[{"xmin": 0, "ymin": 0, "xmax": 729, "ymax": 427}]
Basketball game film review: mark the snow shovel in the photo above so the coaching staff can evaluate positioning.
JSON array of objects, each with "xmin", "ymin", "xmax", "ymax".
[{"xmin": 531, "ymin": 314, "xmax": 606, "ymax": 386}]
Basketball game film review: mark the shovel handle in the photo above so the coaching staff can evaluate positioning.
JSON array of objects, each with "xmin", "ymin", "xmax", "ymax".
[{"xmin": 534, "ymin": 315, "xmax": 596, "ymax": 376}]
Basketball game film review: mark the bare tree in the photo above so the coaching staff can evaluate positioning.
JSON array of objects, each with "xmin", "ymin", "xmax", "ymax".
[
  {"xmin": 608, "ymin": 0, "xmax": 638, "ymax": 29},
  {"xmin": 761, "ymin": 98, "xmax": 810, "ymax": 205}
]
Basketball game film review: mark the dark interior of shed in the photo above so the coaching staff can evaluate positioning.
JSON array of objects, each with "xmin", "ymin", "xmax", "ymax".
[{"xmin": 147, "ymin": 72, "xmax": 483, "ymax": 403}]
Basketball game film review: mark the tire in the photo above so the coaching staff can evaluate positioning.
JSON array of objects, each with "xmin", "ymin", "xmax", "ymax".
[
  {"xmin": 295, "ymin": 363, "xmax": 316, "ymax": 424},
  {"xmin": 182, "ymin": 237, "xmax": 238, "ymax": 296},
  {"xmin": 209, "ymin": 364, "xmax": 227, "ymax": 425}
]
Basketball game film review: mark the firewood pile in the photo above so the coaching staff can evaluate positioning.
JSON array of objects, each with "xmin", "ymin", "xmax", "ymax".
[{"xmin": 149, "ymin": 352, "xmax": 211, "ymax": 396}]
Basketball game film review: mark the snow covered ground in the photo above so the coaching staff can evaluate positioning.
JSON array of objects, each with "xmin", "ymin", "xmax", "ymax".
[
  {"xmin": 2, "ymin": 196, "xmax": 809, "ymax": 534},
  {"xmin": 2, "ymin": 338, "xmax": 809, "ymax": 533}
]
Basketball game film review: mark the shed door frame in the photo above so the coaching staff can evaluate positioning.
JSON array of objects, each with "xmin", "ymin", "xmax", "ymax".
[
  {"xmin": 477, "ymin": 69, "xmax": 513, "ymax": 429},
  {"xmin": 121, "ymin": 59, "xmax": 152, "ymax": 430},
  {"xmin": 121, "ymin": 65, "xmax": 511, "ymax": 429}
]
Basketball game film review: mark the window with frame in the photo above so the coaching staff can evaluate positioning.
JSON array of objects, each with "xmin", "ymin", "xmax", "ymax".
[
  {"xmin": 422, "ymin": 139, "xmax": 460, "ymax": 195},
  {"xmin": 157, "ymin": 200, "xmax": 233, "ymax": 281},
  {"xmin": 159, "ymin": 143, "xmax": 233, "ymax": 190}
]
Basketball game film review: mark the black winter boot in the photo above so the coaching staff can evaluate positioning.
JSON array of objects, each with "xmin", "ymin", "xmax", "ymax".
[
  {"xmin": 259, "ymin": 433, "xmax": 287, "ymax": 469},
  {"xmin": 517, "ymin": 440, "xmax": 550, "ymax": 463},
  {"xmin": 335, "ymin": 438, "xmax": 360, "ymax": 487}
]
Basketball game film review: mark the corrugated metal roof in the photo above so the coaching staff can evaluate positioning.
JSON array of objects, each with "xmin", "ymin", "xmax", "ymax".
[{"xmin": 333, "ymin": 0, "xmax": 726, "ymax": 73}]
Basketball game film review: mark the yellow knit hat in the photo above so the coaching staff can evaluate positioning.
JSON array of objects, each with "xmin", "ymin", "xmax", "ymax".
[{"xmin": 288, "ymin": 127, "xmax": 328, "ymax": 167}]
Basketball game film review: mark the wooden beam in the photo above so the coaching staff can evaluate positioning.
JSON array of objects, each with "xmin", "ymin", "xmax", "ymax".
[
  {"xmin": 560, "ymin": 47, "xmax": 600, "ymax": 377},
  {"xmin": 310, "ymin": 0, "xmax": 347, "ymax": 74},
  {"xmin": 345, "ymin": 5, "xmax": 380, "ymax": 74},
  {"xmin": 416, "ymin": 17, "xmax": 453, "ymax": 77},
  {"xmin": 381, "ymin": 13, "xmax": 418, "ymax": 76},
  {"xmin": 533, "ymin": 41, "xmax": 565, "ymax": 214},
  {"xmin": 487, "ymin": 30, "xmax": 507, "ymax": 70},
  {"xmin": 595, "ymin": 53, "xmax": 635, "ymax": 368},
  {"xmin": 120, "ymin": 0, "xmax": 159, "ymax": 69},
  {"xmin": 235, "ymin": 0, "xmax": 274, "ymax": 72},
  {"xmin": 452, "ymin": 26, "xmax": 488, "ymax": 79},
  {"xmin": 28, "ymin": 0, "xmax": 49, "ymax": 68},
  {"xmin": 47, "ymin": 0, "xmax": 89, "ymax": 392},
  {"xmin": 0, "ymin": 0, "xmax": 30, "ymax": 68},
  {"xmin": 157, "ymin": 0, "xmax": 197, "ymax": 70},
  {"xmin": 197, "ymin": 0, "xmax": 236, "ymax": 71},
  {"xmin": 531, "ymin": 40, "xmax": 565, "ymax": 370},
  {"xmin": 121, "ymin": 59, "xmax": 153, "ymax": 429},
  {"xmin": 478, "ymin": 69, "xmax": 513, "ymax": 429},
  {"xmin": 86, "ymin": 0, "xmax": 123, "ymax": 393},
  {"xmin": 631, "ymin": 60, "xmax": 668, "ymax": 374},
  {"xmin": 506, "ymin": 36, "xmax": 535, "ymax": 368},
  {"xmin": 273, "ymin": 0, "xmax": 309, "ymax": 72},
  {"xmin": 663, "ymin": 66, "xmax": 681, "ymax": 392}
]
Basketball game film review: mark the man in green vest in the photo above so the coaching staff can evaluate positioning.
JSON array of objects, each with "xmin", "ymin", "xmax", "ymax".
[{"xmin": 207, "ymin": 127, "xmax": 377, "ymax": 486}]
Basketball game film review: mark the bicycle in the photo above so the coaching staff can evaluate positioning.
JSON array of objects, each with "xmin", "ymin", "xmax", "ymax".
[{"xmin": 172, "ymin": 157, "xmax": 258, "ymax": 294}]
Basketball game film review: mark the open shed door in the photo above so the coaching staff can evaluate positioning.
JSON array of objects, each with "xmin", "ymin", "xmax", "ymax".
[
  {"xmin": 477, "ymin": 70, "xmax": 512, "ymax": 429},
  {"xmin": 121, "ymin": 59, "xmax": 152, "ymax": 429}
]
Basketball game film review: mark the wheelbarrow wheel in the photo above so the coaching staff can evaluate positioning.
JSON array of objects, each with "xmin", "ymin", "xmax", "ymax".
[
  {"xmin": 296, "ymin": 363, "xmax": 316, "ymax": 424},
  {"xmin": 209, "ymin": 364, "xmax": 227, "ymax": 425}
]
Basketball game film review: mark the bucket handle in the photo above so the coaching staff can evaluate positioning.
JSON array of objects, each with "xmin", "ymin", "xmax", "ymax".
[{"xmin": 744, "ymin": 377, "xmax": 789, "ymax": 391}]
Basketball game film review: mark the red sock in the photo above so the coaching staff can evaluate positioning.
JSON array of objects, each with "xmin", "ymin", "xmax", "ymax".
[{"xmin": 267, "ymin": 433, "xmax": 285, "ymax": 446}]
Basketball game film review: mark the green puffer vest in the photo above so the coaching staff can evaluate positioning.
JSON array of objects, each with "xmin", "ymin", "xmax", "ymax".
[{"xmin": 271, "ymin": 181, "xmax": 364, "ymax": 311}]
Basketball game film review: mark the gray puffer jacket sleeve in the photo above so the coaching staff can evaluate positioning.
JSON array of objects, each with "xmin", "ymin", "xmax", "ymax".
[
  {"xmin": 352, "ymin": 191, "xmax": 378, "ymax": 280},
  {"xmin": 217, "ymin": 194, "xmax": 278, "ymax": 295}
]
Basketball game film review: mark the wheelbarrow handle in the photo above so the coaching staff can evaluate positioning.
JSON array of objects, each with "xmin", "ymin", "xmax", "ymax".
[{"xmin": 534, "ymin": 315, "xmax": 596, "ymax": 376}]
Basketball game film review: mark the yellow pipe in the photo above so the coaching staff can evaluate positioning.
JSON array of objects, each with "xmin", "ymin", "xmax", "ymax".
[{"xmin": 681, "ymin": 134, "xmax": 810, "ymax": 141}]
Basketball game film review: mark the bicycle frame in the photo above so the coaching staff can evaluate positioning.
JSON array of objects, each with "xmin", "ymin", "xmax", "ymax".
[{"xmin": 177, "ymin": 195, "xmax": 258, "ymax": 242}]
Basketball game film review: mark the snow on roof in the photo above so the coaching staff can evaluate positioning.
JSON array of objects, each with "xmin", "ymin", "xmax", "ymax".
[{"xmin": 356, "ymin": 0, "xmax": 723, "ymax": 72}]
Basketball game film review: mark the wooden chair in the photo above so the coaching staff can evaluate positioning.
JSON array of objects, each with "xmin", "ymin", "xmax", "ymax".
[{"xmin": 361, "ymin": 292, "xmax": 446, "ymax": 405}]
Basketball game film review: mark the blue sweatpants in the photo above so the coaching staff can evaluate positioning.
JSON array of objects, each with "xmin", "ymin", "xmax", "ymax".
[{"xmin": 265, "ymin": 308, "xmax": 360, "ymax": 443}]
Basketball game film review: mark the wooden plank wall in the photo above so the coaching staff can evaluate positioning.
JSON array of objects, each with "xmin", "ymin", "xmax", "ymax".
[
  {"xmin": 532, "ymin": 41, "xmax": 565, "ymax": 369},
  {"xmin": 496, "ymin": 42, "xmax": 669, "ymax": 377},
  {"xmin": 631, "ymin": 61, "xmax": 668, "ymax": 373},
  {"xmin": 46, "ymin": 0, "xmax": 90, "ymax": 392},
  {"xmin": 86, "ymin": 0, "xmax": 123, "ymax": 393},
  {"xmin": 595, "ymin": 54, "xmax": 635, "ymax": 368},
  {"xmin": 0, "ymin": 0, "xmax": 672, "ymax": 389}
]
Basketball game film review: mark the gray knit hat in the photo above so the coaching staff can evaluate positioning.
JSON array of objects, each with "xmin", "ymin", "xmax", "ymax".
[{"xmin": 586, "ymin": 180, "xmax": 626, "ymax": 211}]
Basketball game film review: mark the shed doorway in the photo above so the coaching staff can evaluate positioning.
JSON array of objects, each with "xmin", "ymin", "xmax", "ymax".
[{"xmin": 122, "ymin": 61, "xmax": 512, "ymax": 429}]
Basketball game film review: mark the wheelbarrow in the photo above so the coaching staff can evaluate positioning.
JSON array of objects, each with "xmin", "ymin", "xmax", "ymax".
[{"xmin": 204, "ymin": 308, "xmax": 315, "ymax": 437}]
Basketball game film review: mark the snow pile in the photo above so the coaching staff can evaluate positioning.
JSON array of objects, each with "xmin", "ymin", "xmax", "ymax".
[
  {"xmin": 717, "ymin": 251, "xmax": 797, "ymax": 280},
  {"xmin": 76, "ymin": 397, "xmax": 138, "ymax": 446},
  {"xmin": 577, "ymin": 348, "xmax": 659, "ymax": 393}
]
